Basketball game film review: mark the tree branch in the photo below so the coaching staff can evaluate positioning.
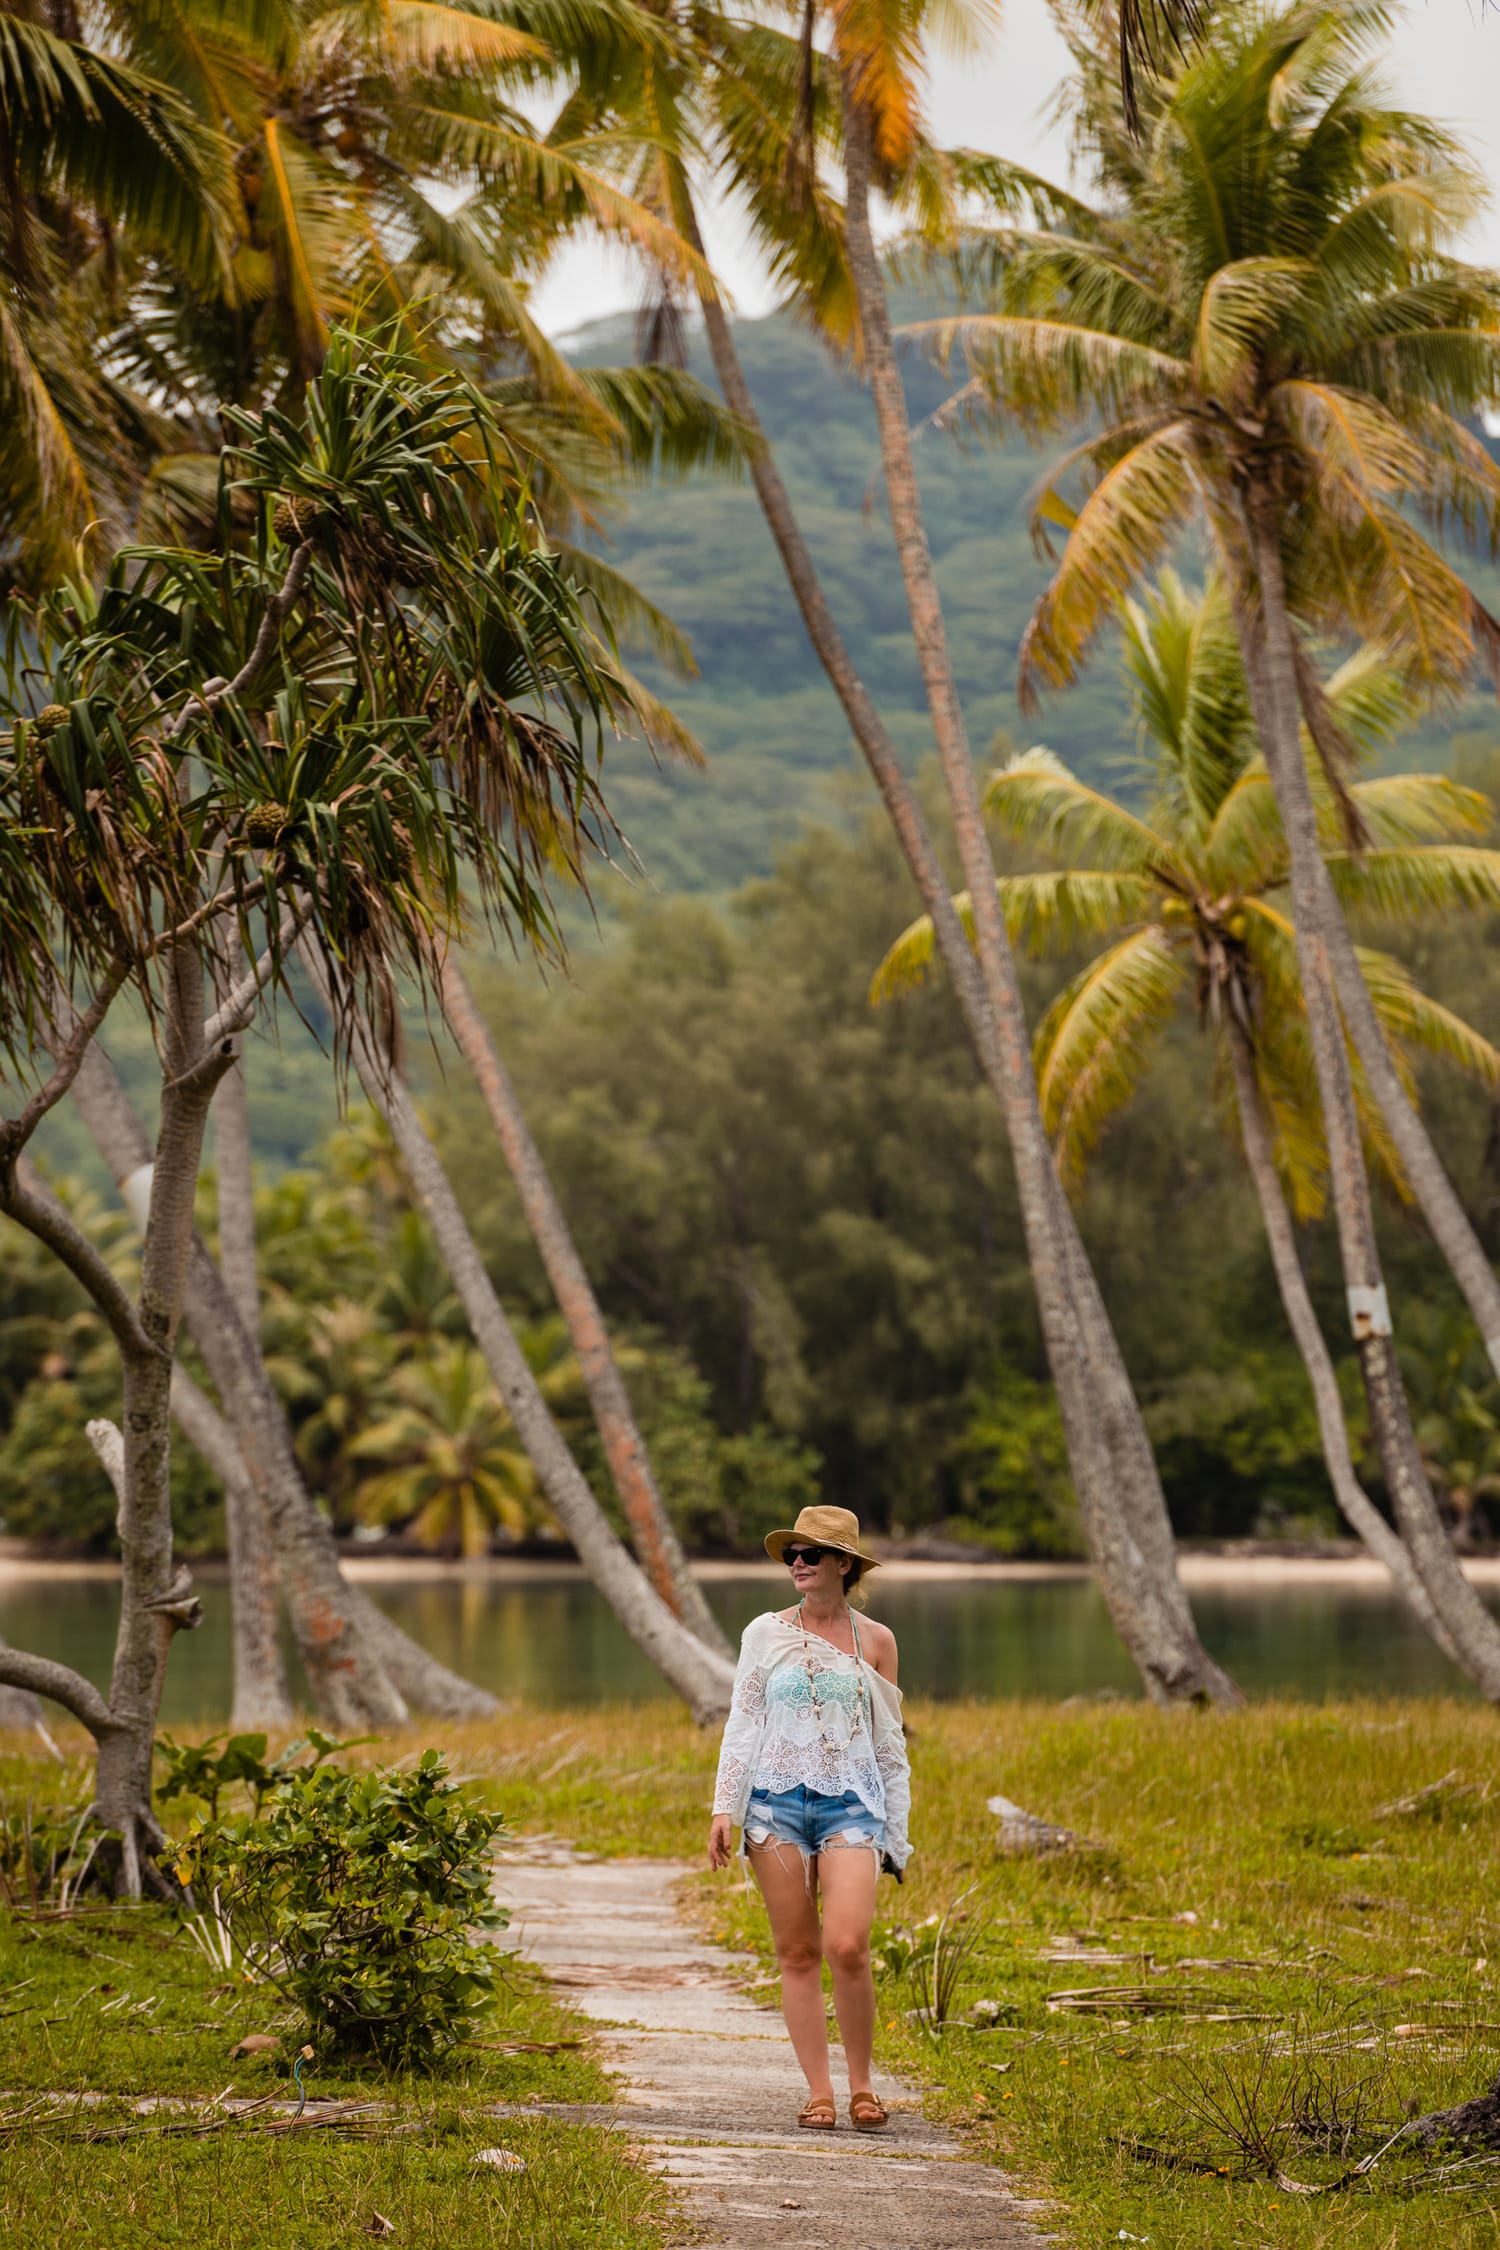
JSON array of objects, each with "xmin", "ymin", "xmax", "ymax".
[
  {"xmin": 0, "ymin": 962, "xmax": 129, "ymax": 1161},
  {"xmin": 195, "ymin": 904, "xmax": 312, "ymax": 1062},
  {"xmin": 3, "ymin": 1158, "xmax": 157, "ymax": 1362},
  {"xmin": 146, "ymin": 876, "xmax": 270, "ymax": 958},
  {"xmin": 0, "ymin": 1647, "xmax": 123, "ymax": 1738},
  {"xmin": 164, "ymin": 542, "xmax": 315, "ymax": 743}
]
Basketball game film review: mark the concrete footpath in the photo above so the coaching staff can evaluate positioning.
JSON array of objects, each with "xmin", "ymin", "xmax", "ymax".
[{"xmin": 493, "ymin": 1838, "xmax": 1051, "ymax": 2249}]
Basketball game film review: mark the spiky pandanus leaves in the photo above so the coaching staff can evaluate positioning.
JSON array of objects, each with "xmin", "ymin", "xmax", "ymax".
[{"xmin": 0, "ymin": 331, "xmax": 648, "ymax": 1066}]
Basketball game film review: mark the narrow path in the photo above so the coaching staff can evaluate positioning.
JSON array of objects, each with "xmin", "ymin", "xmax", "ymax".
[{"xmin": 494, "ymin": 1837, "xmax": 1051, "ymax": 2249}]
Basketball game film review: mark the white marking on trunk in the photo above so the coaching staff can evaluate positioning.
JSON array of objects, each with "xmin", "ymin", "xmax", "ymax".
[
  {"xmin": 1347, "ymin": 1284, "xmax": 1392, "ymax": 1340},
  {"xmin": 121, "ymin": 1163, "xmax": 154, "ymax": 1230}
]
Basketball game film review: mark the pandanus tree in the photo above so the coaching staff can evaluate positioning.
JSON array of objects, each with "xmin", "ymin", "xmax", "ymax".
[
  {"xmin": 875, "ymin": 570, "xmax": 1500, "ymax": 1667},
  {"xmin": 0, "ymin": 332, "xmax": 732, "ymax": 1885},
  {"xmin": 7, "ymin": 0, "xmax": 744, "ymax": 1674},
  {"xmin": 566, "ymin": 0, "xmax": 1236, "ymax": 1700},
  {"xmin": 916, "ymin": 0, "xmax": 1500, "ymax": 1697},
  {"xmin": 85, "ymin": 0, "xmax": 744, "ymax": 1659}
]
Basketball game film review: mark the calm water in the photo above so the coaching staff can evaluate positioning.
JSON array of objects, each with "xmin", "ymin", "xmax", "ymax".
[{"xmin": 4, "ymin": 1566, "xmax": 1497, "ymax": 1724}]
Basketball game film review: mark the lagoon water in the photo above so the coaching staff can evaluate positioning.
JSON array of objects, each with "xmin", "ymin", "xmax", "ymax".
[{"xmin": 4, "ymin": 1561, "xmax": 1498, "ymax": 1724}]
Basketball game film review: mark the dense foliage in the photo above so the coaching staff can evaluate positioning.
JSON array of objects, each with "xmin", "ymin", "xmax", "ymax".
[
  {"xmin": 429, "ymin": 757, "xmax": 1500, "ymax": 1551},
  {"xmin": 0, "ymin": 1108, "xmax": 818, "ymax": 1555}
]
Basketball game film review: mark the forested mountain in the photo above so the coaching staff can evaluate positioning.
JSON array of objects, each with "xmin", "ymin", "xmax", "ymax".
[
  {"xmin": 571, "ymin": 301, "xmax": 1121, "ymax": 894},
  {"xmin": 570, "ymin": 302, "xmax": 1500, "ymax": 897}
]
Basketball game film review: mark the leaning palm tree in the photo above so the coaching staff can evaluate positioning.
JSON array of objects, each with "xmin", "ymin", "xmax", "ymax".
[
  {"xmin": 567, "ymin": 0, "xmax": 1236, "ymax": 1702},
  {"xmin": 834, "ymin": 0, "xmax": 1240, "ymax": 1701},
  {"xmin": 916, "ymin": 0, "xmax": 1500, "ymax": 1696},
  {"xmin": 875, "ymin": 570, "xmax": 1500, "ymax": 1670}
]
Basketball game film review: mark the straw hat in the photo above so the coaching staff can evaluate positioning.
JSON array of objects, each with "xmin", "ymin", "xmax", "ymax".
[{"xmin": 763, "ymin": 1505, "xmax": 881, "ymax": 1570}]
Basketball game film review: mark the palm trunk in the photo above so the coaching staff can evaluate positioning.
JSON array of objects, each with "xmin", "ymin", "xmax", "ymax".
[
  {"xmin": 91, "ymin": 941, "xmax": 226, "ymax": 1893},
  {"xmin": 210, "ymin": 1058, "xmax": 293, "ymax": 1730},
  {"xmin": 1282, "ymin": 703, "xmax": 1500, "ymax": 1377},
  {"xmin": 72, "ymin": 1047, "xmax": 500, "ymax": 1722},
  {"xmin": 69, "ymin": 1045, "xmax": 409, "ymax": 1729},
  {"xmin": 683, "ymin": 183, "xmax": 1231, "ymax": 1703},
  {"xmin": 1226, "ymin": 1017, "xmax": 1460, "ymax": 1662},
  {"xmin": 1239, "ymin": 482, "xmax": 1500, "ymax": 1696},
  {"xmin": 301, "ymin": 949, "xmax": 734, "ymax": 1719},
  {"xmin": 835, "ymin": 95, "xmax": 1236, "ymax": 1704},
  {"xmin": 437, "ymin": 956, "xmax": 729, "ymax": 1656}
]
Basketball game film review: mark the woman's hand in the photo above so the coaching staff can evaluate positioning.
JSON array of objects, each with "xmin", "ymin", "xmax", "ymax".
[{"xmin": 707, "ymin": 1815, "xmax": 734, "ymax": 1871}]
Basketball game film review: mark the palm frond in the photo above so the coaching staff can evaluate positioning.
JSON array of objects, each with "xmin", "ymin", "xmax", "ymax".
[
  {"xmin": 1019, "ymin": 420, "xmax": 1201, "ymax": 704},
  {"xmin": 983, "ymin": 745, "xmax": 1189, "ymax": 884},
  {"xmin": 868, "ymin": 867, "xmax": 1155, "ymax": 1000},
  {"xmin": 1194, "ymin": 256, "xmax": 1310, "ymax": 400},
  {"xmin": 1033, "ymin": 927, "xmax": 1187, "ymax": 1190},
  {"xmin": 1359, "ymin": 945, "xmax": 1500, "ymax": 1088},
  {"xmin": 1328, "ymin": 845, "xmax": 1500, "ymax": 923},
  {"xmin": 552, "ymin": 542, "xmax": 695, "ymax": 673},
  {"xmin": 1348, "ymin": 770, "xmax": 1492, "ymax": 845},
  {"xmin": 1200, "ymin": 764, "xmax": 1289, "ymax": 897}
]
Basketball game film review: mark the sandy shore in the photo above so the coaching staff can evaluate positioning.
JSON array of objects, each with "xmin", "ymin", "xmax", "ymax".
[{"xmin": 4, "ymin": 1549, "xmax": 1500, "ymax": 1589}]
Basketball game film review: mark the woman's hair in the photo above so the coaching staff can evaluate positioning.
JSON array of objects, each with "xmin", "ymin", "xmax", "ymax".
[{"xmin": 840, "ymin": 1554, "xmax": 869, "ymax": 1611}]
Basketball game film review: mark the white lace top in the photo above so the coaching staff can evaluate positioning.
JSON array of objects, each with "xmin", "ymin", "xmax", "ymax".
[{"xmin": 711, "ymin": 1612, "xmax": 912, "ymax": 1869}]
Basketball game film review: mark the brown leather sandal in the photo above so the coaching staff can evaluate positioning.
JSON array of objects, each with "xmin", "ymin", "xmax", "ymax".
[
  {"xmin": 849, "ymin": 2090, "xmax": 889, "ymax": 2132},
  {"xmin": 798, "ymin": 2096, "xmax": 837, "ymax": 2131}
]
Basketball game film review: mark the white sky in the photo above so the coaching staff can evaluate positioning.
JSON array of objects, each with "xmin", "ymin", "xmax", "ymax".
[{"xmin": 528, "ymin": 0, "xmax": 1500, "ymax": 339}]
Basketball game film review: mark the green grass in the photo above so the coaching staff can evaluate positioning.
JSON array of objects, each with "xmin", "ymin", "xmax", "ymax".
[
  {"xmin": 447, "ymin": 1697, "xmax": 1500, "ymax": 2249},
  {"xmin": 0, "ymin": 1738, "xmax": 674, "ymax": 2250},
  {"xmin": 9, "ymin": 1700, "xmax": 1500, "ymax": 2246}
]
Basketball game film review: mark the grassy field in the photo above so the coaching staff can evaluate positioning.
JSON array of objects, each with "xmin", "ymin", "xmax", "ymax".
[
  {"xmin": 5, "ymin": 1700, "xmax": 1500, "ymax": 2248},
  {"xmin": 455, "ymin": 1696, "xmax": 1500, "ymax": 2250},
  {"xmin": 0, "ymin": 1742, "xmax": 673, "ymax": 2250}
]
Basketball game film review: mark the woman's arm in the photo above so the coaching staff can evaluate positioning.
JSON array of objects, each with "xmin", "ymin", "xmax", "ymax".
[{"xmin": 707, "ymin": 1618, "xmax": 769, "ymax": 1866}]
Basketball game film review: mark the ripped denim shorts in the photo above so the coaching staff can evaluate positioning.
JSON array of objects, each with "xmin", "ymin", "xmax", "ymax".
[{"xmin": 744, "ymin": 1783, "xmax": 884, "ymax": 1863}]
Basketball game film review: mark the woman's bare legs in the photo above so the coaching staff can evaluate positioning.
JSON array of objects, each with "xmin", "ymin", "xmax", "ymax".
[
  {"xmin": 750, "ymin": 1843, "xmax": 834, "ymax": 2104},
  {"xmin": 752, "ymin": 1841, "xmax": 882, "ymax": 2105},
  {"xmin": 817, "ymin": 1847, "xmax": 880, "ymax": 2096}
]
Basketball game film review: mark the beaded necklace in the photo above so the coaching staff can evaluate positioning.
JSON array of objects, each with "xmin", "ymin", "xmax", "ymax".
[{"xmin": 794, "ymin": 1596, "xmax": 868, "ymax": 1754}]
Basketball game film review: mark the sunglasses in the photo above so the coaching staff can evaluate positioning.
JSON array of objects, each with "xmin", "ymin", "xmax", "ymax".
[{"xmin": 783, "ymin": 1543, "xmax": 836, "ymax": 1567}]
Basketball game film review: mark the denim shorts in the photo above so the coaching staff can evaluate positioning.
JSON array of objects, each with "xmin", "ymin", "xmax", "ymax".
[{"xmin": 744, "ymin": 1783, "xmax": 884, "ymax": 1861}]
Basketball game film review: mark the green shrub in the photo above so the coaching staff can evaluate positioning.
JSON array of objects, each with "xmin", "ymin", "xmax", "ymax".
[{"xmin": 180, "ymin": 1747, "xmax": 509, "ymax": 2068}]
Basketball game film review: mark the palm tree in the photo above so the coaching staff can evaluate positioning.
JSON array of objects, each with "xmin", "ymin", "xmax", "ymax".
[
  {"xmin": 835, "ymin": 0, "xmax": 1240, "ymax": 1702},
  {"xmin": 0, "ymin": 0, "xmax": 232, "ymax": 581},
  {"xmin": 436, "ymin": 957, "xmax": 731, "ymax": 1652},
  {"xmin": 919, "ymin": 0, "xmax": 1500, "ymax": 1696},
  {"xmin": 351, "ymin": 1340, "xmax": 543, "ymax": 1557},
  {"xmin": 563, "ymin": 0, "xmax": 1235, "ymax": 1702},
  {"xmin": 875, "ymin": 570, "xmax": 1500, "ymax": 1668}
]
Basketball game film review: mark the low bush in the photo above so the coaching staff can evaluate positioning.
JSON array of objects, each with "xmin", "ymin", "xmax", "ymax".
[{"xmin": 178, "ymin": 1744, "xmax": 509, "ymax": 2068}]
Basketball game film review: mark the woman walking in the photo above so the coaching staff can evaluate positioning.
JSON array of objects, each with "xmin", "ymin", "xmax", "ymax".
[{"xmin": 707, "ymin": 1506, "xmax": 910, "ymax": 2132}]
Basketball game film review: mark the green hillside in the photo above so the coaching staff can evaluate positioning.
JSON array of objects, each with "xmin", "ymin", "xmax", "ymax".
[
  {"xmin": 572, "ymin": 304, "xmax": 1123, "ymax": 894},
  {"xmin": 573, "ymin": 303, "xmax": 1500, "ymax": 896}
]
